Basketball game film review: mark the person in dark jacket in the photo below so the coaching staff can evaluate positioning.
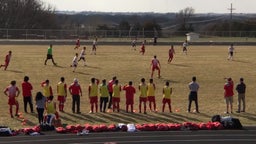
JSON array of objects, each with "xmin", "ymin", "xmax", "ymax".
[{"xmin": 235, "ymin": 78, "xmax": 246, "ymax": 113}]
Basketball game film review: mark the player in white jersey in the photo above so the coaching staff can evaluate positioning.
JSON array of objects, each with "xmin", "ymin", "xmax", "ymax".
[
  {"xmin": 228, "ymin": 43, "xmax": 235, "ymax": 60},
  {"xmin": 182, "ymin": 40, "xmax": 188, "ymax": 55},
  {"xmin": 78, "ymin": 47, "xmax": 86, "ymax": 66},
  {"xmin": 71, "ymin": 53, "xmax": 78, "ymax": 72},
  {"xmin": 91, "ymin": 37, "xmax": 97, "ymax": 55}
]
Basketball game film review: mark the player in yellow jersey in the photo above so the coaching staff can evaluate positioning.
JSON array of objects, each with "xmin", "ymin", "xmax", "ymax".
[
  {"xmin": 162, "ymin": 81, "xmax": 172, "ymax": 113},
  {"xmin": 112, "ymin": 80, "xmax": 122, "ymax": 112},
  {"xmin": 147, "ymin": 78, "xmax": 157, "ymax": 112},
  {"xmin": 57, "ymin": 77, "xmax": 67, "ymax": 112},
  {"xmin": 138, "ymin": 78, "xmax": 147, "ymax": 114},
  {"xmin": 41, "ymin": 79, "xmax": 53, "ymax": 100},
  {"xmin": 88, "ymin": 77, "xmax": 99, "ymax": 113},
  {"xmin": 99, "ymin": 79, "xmax": 109, "ymax": 113}
]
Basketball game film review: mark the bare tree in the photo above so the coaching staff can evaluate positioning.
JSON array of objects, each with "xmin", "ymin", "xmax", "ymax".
[
  {"xmin": 176, "ymin": 7, "xmax": 195, "ymax": 32},
  {"xmin": 0, "ymin": 0, "xmax": 57, "ymax": 29}
]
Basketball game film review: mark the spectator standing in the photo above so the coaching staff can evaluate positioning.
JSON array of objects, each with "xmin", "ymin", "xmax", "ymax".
[
  {"xmin": 21, "ymin": 76, "xmax": 34, "ymax": 113},
  {"xmin": 188, "ymin": 76, "xmax": 199, "ymax": 113},
  {"xmin": 236, "ymin": 78, "xmax": 246, "ymax": 113},
  {"xmin": 35, "ymin": 92, "xmax": 46, "ymax": 124},
  {"xmin": 69, "ymin": 78, "xmax": 82, "ymax": 114},
  {"xmin": 224, "ymin": 77, "xmax": 234, "ymax": 114}
]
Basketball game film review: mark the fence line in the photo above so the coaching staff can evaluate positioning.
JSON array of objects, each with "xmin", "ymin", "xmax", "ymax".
[{"xmin": 0, "ymin": 29, "xmax": 256, "ymax": 41}]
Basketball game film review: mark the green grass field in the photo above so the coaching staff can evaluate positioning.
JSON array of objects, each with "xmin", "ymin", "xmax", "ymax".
[{"xmin": 0, "ymin": 44, "xmax": 256, "ymax": 129}]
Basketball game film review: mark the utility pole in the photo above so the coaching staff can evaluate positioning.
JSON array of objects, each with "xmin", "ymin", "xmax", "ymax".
[{"xmin": 228, "ymin": 3, "xmax": 235, "ymax": 37}]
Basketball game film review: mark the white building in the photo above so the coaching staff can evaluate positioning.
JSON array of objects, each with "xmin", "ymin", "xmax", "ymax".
[{"xmin": 186, "ymin": 32, "xmax": 199, "ymax": 41}]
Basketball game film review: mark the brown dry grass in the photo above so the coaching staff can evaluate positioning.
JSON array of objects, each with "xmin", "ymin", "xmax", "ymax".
[{"xmin": 0, "ymin": 44, "xmax": 256, "ymax": 129}]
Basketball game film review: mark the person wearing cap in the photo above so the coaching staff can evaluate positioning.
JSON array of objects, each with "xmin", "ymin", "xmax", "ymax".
[
  {"xmin": 224, "ymin": 77, "xmax": 234, "ymax": 114},
  {"xmin": 4, "ymin": 80, "xmax": 20, "ymax": 118},
  {"xmin": 236, "ymin": 78, "xmax": 246, "ymax": 113},
  {"xmin": 188, "ymin": 76, "xmax": 199, "ymax": 113},
  {"xmin": 69, "ymin": 78, "xmax": 82, "ymax": 114},
  {"xmin": 0, "ymin": 50, "xmax": 12, "ymax": 70}
]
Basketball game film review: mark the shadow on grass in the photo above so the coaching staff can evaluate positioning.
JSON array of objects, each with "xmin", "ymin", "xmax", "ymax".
[
  {"xmin": 15, "ymin": 118, "xmax": 37, "ymax": 127},
  {"xmin": 64, "ymin": 112, "xmax": 94, "ymax": 123},
  {"xmin": 172, "ymin": 63, "xmax": 190, "ymax": 68},
  {"xmin": 75, "ymin": 71, "xmax": 91, "ymax": 75},
  {"xmin": 233, "ymin": 59, "xmax": 250, "ymax": 64},
  {"xmin": 7, "ymin": 69, "xmax": 23, "ymax": 73},
  {"xmin": 98, "ymin": 113, "xmax": 130, "ymax": 124},
  {"xmin": 80, "ymin": 113, "xmax": 107, "ymax": 123},
  {"xmin": 85, "ymin": 65, "xmax": 101, "ymax": 69},
  {"xmin": 171, "ymin": 113, "xmax": 201, "ymax": 122},
  {"xmin": 59, "ymin": 115, "xmax": 77, "ymax": 123},
  {"xmin": 158, "ymin": 113, "xmax": 184, "ymax": 123},
  {"xmin": 54, "ymin": 65, "xmax": 66, "ymax": 68},
  {"xmin": 162, "ymin": 79, "xmax": 179, "ymax": 84}
]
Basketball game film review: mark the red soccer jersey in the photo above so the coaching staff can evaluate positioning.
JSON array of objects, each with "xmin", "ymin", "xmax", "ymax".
[
  {"xmin": 123, "ymin": 85, "xmax": 136, "ymax": 99},
  {"xmin": 108, "ymin": 80, "xmax": 115, "ymax": 93},
  {"xmin": 224, "ymin": 81, "xmax": 234, "ymax": 97},
  {"xmin": 151, "ymin": 58, "xmax": 159, "ymax": 67},
  {"xmin": 69, "ymin": 83, "xmax": 82, "ymax": 95},
  {"xmin": 5, "ymin": 54, "xmax": 11, "ymax": 63},
  {"xmin": 22, "ymin": 81, "xmax": 33, "ymax": 97},
  {"xmin": 5, "ymin": 86, "xmax": 19, "ymax": 98}
]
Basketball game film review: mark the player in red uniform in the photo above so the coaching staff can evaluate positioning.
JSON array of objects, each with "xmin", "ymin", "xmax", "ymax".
[
  {"xmin": 150, "ymin": 55, "xmax": 161, "ymax": 78},
  {"xmin": 107, "ymin": 76, "xmax": 117, "ymax": 109},
  {"xmin": 74, "ymin": 38, "xmax": 80, "ymax": 50},
  {"xmin": 4, "ymin": 80, "xmax": 20, "ymax": 118},
  {"xmin": 139, "ymin": 41, "xmax": 146, "ymax": 55},
  {"xmin": 123, "ymin": 81, "xmax": 136, "ymax": 113},
  {"xmin": 168, "ymin": 45, "xmax": 175, "ymax": 63},
  {"xmin": 0, "ymin": 51, "xmax": 12, "ymax": 70}
]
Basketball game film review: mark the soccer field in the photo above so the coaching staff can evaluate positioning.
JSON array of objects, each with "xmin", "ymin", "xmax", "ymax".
[{"xmin": 0, "ymin": 44, "xmax": 256, "ymax": 129}]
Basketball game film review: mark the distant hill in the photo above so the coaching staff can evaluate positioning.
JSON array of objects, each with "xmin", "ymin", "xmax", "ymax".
[{"xmin": 55, "ymin": 11, "xmax": 256, "ymax": 31}]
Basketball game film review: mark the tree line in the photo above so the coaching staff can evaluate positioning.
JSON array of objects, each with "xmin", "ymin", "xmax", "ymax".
[{"xmin": 1, "ymin": 0, "xmax": 256, "ymax": 37}]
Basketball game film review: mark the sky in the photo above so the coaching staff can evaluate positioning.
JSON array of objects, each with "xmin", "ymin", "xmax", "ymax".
[{"xmin": 41, "ymin": 0, "xmax": 255, "ymax": 14}]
